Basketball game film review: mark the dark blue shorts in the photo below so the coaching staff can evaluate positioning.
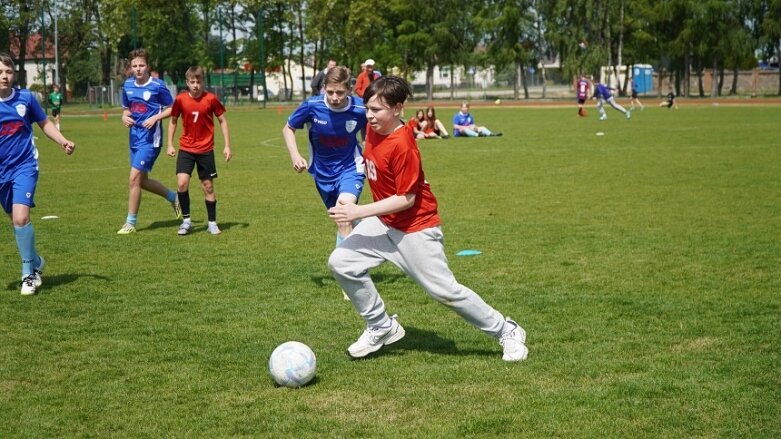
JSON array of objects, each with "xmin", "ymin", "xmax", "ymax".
[
  {"xmin": 315, "ymin": 171, "xmax": 364, "ymax": 209},
  {"xmin": 0, "ymin": 168, "xmax": 39, "ymax": 213},
  {"xmin": 129, "ymin": 145, "xmax": 162, "ymax": 173}
]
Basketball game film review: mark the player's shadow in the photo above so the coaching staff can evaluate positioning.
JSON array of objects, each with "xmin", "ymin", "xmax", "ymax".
[
  {"xmin": 310, "ymin": 271, "xmax": 407, "ymax": 288},
  {"xmin": 5, "ymin": 273, "xmax": 111, "ymax": 292},
  {"xmin": 353, "ymin": 326, "xmax": 497, "ymax": 360},
  {"xmin": 144, "ymin": 220, "xmax": 250, "ymax": 232}
]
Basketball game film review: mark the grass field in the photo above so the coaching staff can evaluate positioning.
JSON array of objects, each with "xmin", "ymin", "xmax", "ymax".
[{"xmin": 1, "ymin": 101, "xmax": 779, "ymax": 437}]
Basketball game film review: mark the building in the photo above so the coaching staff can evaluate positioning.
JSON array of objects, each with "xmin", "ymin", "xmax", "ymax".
[{"xmin": 9, "ymin": 33, "xmax": 58, "ymax": 89}]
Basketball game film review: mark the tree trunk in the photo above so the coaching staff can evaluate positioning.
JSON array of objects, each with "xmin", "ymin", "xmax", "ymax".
[
  {"xmin": 697, "ymin": 68, "xmax": 704, "ymax": 97},
  {"xmin": 729, "ymin": 66, "xmax": 738, "ymax": 95},
  {"xmin": 717, "ymin": 67, "xmax": 724, "ymax": 96},
  {"xmin": 296, "ymin": 3, "xmax": 306, "ymax": 99},
  {"xmin": 513, "ymin": 60, "xmax": 520, "ymax": 100},
  {"xmin": 711, "ymin": 59, "xmax": 718, "ymax": 97},
  {"xmin": 521, "ymin": 63, "xmax": 529, "ymax": 99},
  {"xmin": 426, "ymin": 62, "xmax": 434, "ymax": 101},
  {"xmin": 449, "ymin": 65, "xmax": 455, "ymax": 100}
]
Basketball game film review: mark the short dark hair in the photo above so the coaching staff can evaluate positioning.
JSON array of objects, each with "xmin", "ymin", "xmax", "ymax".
[
  {"xmin": 363, "ymin": 76, "xmax": 412, "ymax": 107},
  {"xmin": 0, "ymin": 53, "xmax": 15, "ymax": 71}
]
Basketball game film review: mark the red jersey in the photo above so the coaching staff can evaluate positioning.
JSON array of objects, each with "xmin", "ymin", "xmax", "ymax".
[
  {"xmin": 363, "ymin": 124, "xmax": 440, "ymax": 232},
  {"xmin": 406, "ymin": 117, "xmax": 422, "ymax": 133},
  {"xmin": 170, "ymin": 91, "xmax": 226, "ymax": 154}
]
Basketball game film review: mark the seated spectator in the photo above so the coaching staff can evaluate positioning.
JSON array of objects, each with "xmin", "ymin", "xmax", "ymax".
[
  {"xmin": 659, "ymin": 88, "xmax": 678, "ymax": 109},
  {"xmin": 453, "ymin": 102, "xmax": 501, "ymax": 137},
  {"xmin": 406, "ymin": 109, "xmax": 428, "ymax": 139},
  {"xmin": 424, "ymin": 106, "xmax": 449, "ymax": 138}
]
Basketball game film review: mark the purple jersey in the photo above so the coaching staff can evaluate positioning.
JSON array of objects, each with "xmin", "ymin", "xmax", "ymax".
[
  {"xmin": 287, "ymin": 94, "xmax": 367, "ymax": 182},
  {"xmin": 0, "ymin": 89, "xmax": 47, "ymax": 182},
  {"xmin": 577, "ymin": 79, "xmax": 590, "ymax": 100},
  {"xmin": 121, "ymin": 76, "xmax": 173, "ymax": 148}
]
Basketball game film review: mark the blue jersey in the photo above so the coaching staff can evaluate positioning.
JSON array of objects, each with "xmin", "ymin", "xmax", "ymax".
[
  {"xmin": 121, "ymin": 77, "xmax": 173, "ymax": 148},
  {"xmin": 0, "ymin": 89, "xmax": 47, "ymax": 183},
  {"xmin": 594, "ymin": 83, "xmax": 613, "ymax": 100},
  {"xmin": 453, "ymin": 111, "xmax": 474, "ymax": 127},
  {"xmin": 287, "ymin": 95, "xmax": 367, "ymax": 181}
]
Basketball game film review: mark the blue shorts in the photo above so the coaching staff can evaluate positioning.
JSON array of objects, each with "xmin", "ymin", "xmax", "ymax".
[
  {"xmin": 315, "ymin": 171, "xmax": 364, "ymax": 209},
  {"xmin": 130, "ymin": 145, "xmax": 162, "ymax": 173},
  {"xmin": 0, "ymin": 169, "xmax": 39, "ymax": 214}
]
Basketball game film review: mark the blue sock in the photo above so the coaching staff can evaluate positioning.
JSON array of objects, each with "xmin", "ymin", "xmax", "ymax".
[
  {"xmin": 126, "ymin": 213, "xmax": 137, "ymax": 225},
  {"xmin": 14, "ymin": 222, "xmax": 37, "ymax": 277},
  {"xmin": 336, "ymin": 233, "xmax": 345, "ymax": 247},
  {"xmin": 165, "ymin": 190, "xmax": 177, "ymax": 204}
]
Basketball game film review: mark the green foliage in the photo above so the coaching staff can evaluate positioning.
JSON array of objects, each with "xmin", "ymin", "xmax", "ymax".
[{"xmin": 0, "ymin": 103, "xmax": 780, "ymax": 436}]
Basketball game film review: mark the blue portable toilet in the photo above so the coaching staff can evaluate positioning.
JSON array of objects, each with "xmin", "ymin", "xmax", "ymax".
[{"xmin": 632, "ymin": 64, "xmax": 653, "ymax": 93}]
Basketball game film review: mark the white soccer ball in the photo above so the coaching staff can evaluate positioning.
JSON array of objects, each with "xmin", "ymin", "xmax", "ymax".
[
  {"xmin": 268, "ymin": 341, "xmax": 317, "ymax": 388},
  {"xmin": 495, "ymin": 99, "xmax": 502, "ymax": 105}
]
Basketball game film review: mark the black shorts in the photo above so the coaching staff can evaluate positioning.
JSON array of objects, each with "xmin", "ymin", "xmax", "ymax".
[
  {"xmin": 52, "ymin": 108, "xmax": 61, "ymax": 117},
  {"xmin": 176, "ymin": 150, "xmax": 218, "ymax": 180},
  {"xmin": 631, "ymin": 91, "xmax": 638, "ymax": 99}
]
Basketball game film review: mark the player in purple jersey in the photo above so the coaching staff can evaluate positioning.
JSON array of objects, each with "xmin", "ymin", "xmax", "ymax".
[
  {"xmin": 575, "ymin": 75, "xmax": 591, "ymax": 117},
  {"xmin": 117, "ymin": 49, "xmax": 180, "ymax": 235},
  {"xmin": 593, "ymin": 82, "xmax": 631, "ymax": 120},
  {"xmin": 0, "ymin": 53, "xmax": 75, "ymax": 295},
  {"xmin": 283, "ymin": 66, "xmax": 367, "ymax": 299}
]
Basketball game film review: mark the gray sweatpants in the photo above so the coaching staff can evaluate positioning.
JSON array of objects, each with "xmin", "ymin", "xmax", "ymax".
[{"xmin": 328, "ymin": 216, "xmax": 506, "ymax": 338}]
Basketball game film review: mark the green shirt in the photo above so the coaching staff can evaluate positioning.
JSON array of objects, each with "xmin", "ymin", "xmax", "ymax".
[{"xmin": 49, "ymin": 91, "xmax": 63, "ymax": 109}]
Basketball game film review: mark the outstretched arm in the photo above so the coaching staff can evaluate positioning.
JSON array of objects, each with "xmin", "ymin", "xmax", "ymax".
[{"xmin": 37, "ymin": 119, "xmax": 74, "ymax": 155}]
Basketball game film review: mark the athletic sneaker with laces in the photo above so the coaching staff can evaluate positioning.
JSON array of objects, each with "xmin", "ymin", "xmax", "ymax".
[
  {"xmin": 499, "ymin": 318, "xmax": 528, "ymax": 362},
  {"xmin": 117, "ymin": 223, "xmax": 136, "ymax": 234},
  {"xmin": 172, "ymin": 198, "xmax": 182, "ymax": 220},
  {"xmin": 347, "ymin": 314, "xmax": 405, "ymax": 358},
  {"xmin": 33, "ymin": 255, "xmax": 45, "ymax": 288},
  {"xmin": 207, "ymin": 223, "xmax": 221, "ymax": 235},
  {"xmin": 20, "ymin": 275, "xmax": 37, "ymax": 295},
  {"xmin": 178, "ymin": 221, "xmax": 192, "ymax": 236}
]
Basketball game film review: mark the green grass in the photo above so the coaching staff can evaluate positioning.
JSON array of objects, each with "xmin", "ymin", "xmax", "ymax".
[{"xmin": 1, "ymin": 102, "xmax": 779, "ymax": 437}]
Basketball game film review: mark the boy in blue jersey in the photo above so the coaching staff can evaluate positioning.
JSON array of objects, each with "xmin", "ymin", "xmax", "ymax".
[
  {"xmin": 0, "ymin": 53, "xmax": 76, "ymax": 295},
  {"xmin": 117, "ymin": 48, "xmax": 180, "ymax": 234},
  {"xmin": 593, "ymin": 82, "xmax": 631, "ymax": 120},
  {"xmin": 452, "ymin": 102, "xmax": 501, "ymax": 137},
  {"xmin": 283, "ymin": 66, "xmax": 367, "ymax": 298}
]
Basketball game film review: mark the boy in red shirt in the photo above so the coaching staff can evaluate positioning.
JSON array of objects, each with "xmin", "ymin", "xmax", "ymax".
[
  {"xmin": 327, "ymin": 76, "xmax": 528, "ymax": 362},
  {"xmin": 167, "ymin": 66, "xmax": 232, "ymax": 235}
]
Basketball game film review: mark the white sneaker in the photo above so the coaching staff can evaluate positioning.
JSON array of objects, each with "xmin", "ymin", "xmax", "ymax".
[
  {"xmin": 20, "ymin": 275, "xmax": 37, "ymax": 296},
  {"xmin": 499, "ymin": 318, "xmax": 528, "ymax": 362},
  {"xmin": 347, "ymin": 314, "xmax": 405, "ymax": 358},
  {"xmin": 625, "ymin": 110, "xmax": 632, "ymax": 119},
  {"xmin": 33, "ymin": 255, "xmax": 45, "ymax": 287},
  {"xmin": 207, "ymin": 223, "xmax": 221, "ymax": 235},
  {"xmin": 117, "ymin": 223, "xmax": 136, "ymax": 234},
  {"xmin": 599, "ymin": 115, "xmax": 607, "ymax": 121},
  {"xmin": 178, "ymin": 221, "xmax": 192, "ymax": 236}
]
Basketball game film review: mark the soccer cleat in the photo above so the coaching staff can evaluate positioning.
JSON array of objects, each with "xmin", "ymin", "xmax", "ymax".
[
  {"xmin": 20, "ymin": 275, "xmax": 37, "ymax": 296},
  {"xmin": 492, "ymin": 132, "xmax": 503, "ymax": 137},
  {"xmin": 172, "ymin": 198, "xmax": 182, "ymax": 220},
  {"xmin": 499, "ymin": 318, "xmax": 528, "ymax": 362},
  {"xmin": 117, "ymin": 223, "xmax": 136, "ymax": 235},
  {"xmin": 33, "ymin": 255, "xmax": 45, "ymax": 288},
  {"xmin": 347, "ymin": 314, "xmax": 405, "ymax": 359},
  {"xmin": 178, "ymin": 221, "xmax": 192, "ymax": 236},
  {"xmin": 207, "ymin": 223, "xmax": 221, "ymax": 235}
]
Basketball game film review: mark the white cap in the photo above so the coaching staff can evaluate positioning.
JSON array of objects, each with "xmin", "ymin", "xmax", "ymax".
[{"xmin": 364, "ymin": 59, "xmax": 375, "ymax": 66}]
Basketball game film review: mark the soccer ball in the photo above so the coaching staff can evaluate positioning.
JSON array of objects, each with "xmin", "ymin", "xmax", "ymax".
[
  {"xmin": 268, "ymin": 341, "xmax": 317, "ymax": 388},
  {"xmin": 495, "ymin": 99, "xmax": 502, "ymax": 105}
]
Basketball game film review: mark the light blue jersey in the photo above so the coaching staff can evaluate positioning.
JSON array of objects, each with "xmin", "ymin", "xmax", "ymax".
[
  {"xmin": 121, "ymin": 77, "xmax": 173, "ymax": 149},
  {"xmin": 0, "ymin": 89, "xmax": 46, "ymax": 183},
  {"xmin": 287, "ymin": 95, "xmax": 367, "ymax": 182}
]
